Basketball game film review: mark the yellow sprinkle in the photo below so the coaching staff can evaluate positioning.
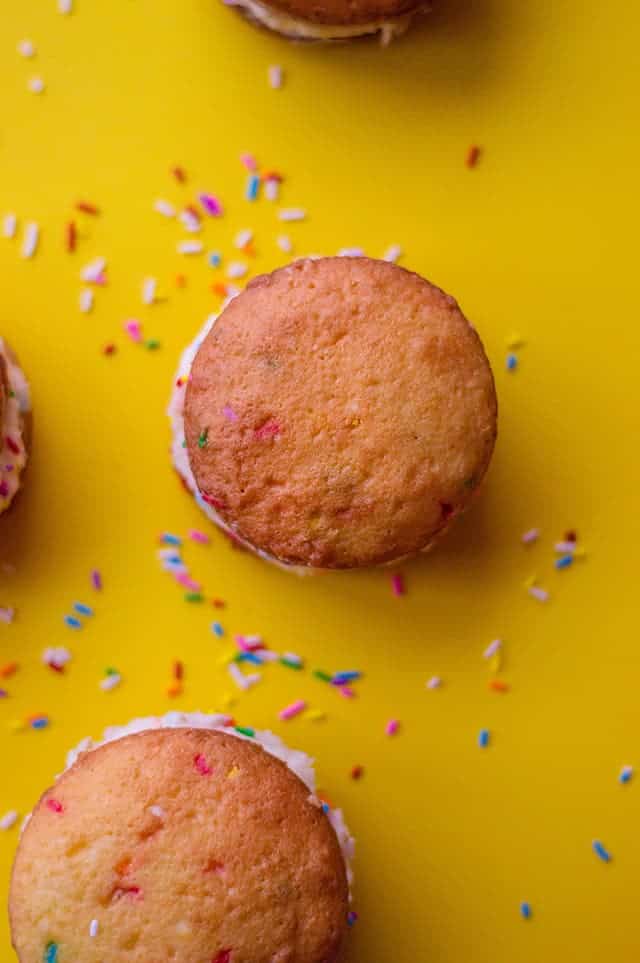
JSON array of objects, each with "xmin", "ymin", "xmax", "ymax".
[
  {"xmin": 490, "ymin": 652, "xmax": 502, "ymax": 673},
  {"xmin": 227, "ymin": 766, "xmax": 241, "ymax": 780},
  {"xmin": 505, "ymin": 332, "xmax": 525, "ymax": 349},
  {"xmin": 572, "ymin": 547, "xmax": 587, "ymax": 558},
  {"xmin": 304, "ymin": 709, "xmax": 327, "ymax": 722},
  {"xmin": 220, "ymin": 692, "xmax": 236, "ymax": 709},
  {"xmin": 217, "ymin": 650, "xmax": 236, "ymax": 667},
  {"xmin": 524, "ymin": 575, "xmax": 537, "ymax": 589}
]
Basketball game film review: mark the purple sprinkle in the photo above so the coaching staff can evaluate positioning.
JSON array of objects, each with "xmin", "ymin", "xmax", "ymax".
[
  {"xmin": 0, "ymin": 689, "xmax": 8, "ymax": 698},
  {"xmin": 91, "ymin": 570, "xmax": 102, "ymax": 591},
  {"xmin": 222, "ymin": 405, "xmax": 239, "ymax": 421},
  {"xmin": 199, "ymin": 193, "xmax": 223, "ymax": 217}
]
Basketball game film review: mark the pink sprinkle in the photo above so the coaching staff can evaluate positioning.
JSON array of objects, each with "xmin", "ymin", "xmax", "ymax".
[
  {"xmin": 254, "ymin": 419, "xmax": 281, "ymax": 440},
  {"xmin": 175, "ymin": 572, "xmax": 202, "ymax": 591},
  {"xmin": 391, "ymin": 573, "xmax": 405, "ymax": 596},
  {"xmin": 91, "ymin": 570, "xmax": 102, "ymax": 591},
  {"xmin": 0, "ymin": 608, "xmax": 15, "ymax": 623},
  {"xmin": 194, "ymin": 754, "xmax": 212, "ymax": 776},
  {"xmin": 279, "ymin": 699, "xmax": 307, "ymax": 721},
  {"xmin": 46, "ymin": 799, "xmax": 63, "ymax": 813},
  {"xmin": 235, "ymin": 635, "xmax": 264, "ymax": 653},
  {"xmin": 521, "ymin": 528, "xmax": 540, "ymax": 545},
  {"xmin": 124, "ymin": 319, "xmax": 142, "ymax": 342},
  {"xmin": 189, "ymin": 529, "xmax": 210, "ymax": 544},
  {"xmin": 199, "ymin": 193, "xmax": 224, "ymax": 217},
  {"xmin": 385, "ymin": 719, "xmax": 400, "ymax": 736},
  {"xmin": 338, "ymin": 685, "xmax": 356, "ymax": 699},
  {"xmin": 240, "ymin": 152, "xmax": 258, "ymax": 171},
  {"xmin": 222, "ymin": 405, "xmax": 239, "ymax": 421}
]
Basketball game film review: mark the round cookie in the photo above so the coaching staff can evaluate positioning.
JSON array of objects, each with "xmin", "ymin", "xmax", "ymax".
[
  {"xmin": 0, "ymin": 338, "xmax": 31, "ymax": 516},
  {"xmin": 180, "ymin": 256, "xmax": 497, "ymax": 570},
  {"xmin": 10, "ymin": 721, "xmax": 352, "ymax": 963}
]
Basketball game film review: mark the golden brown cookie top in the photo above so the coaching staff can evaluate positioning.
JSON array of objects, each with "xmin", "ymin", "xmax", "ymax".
[
  {"xmin": 262, "ymin": 0, "xmax": 423, "ymax": 26},
  {"xmin": 185, "ymin": 257, "xmax": 497, "ymax": 569},
  {"xmin": 10, "ymin": 728, "xmax": 349, "ymax": 963}
]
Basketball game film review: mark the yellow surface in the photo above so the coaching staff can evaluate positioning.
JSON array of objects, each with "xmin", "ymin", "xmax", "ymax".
[{"xmin": 0, "ymin": 0, "xmax": 639, "ymax": 960}]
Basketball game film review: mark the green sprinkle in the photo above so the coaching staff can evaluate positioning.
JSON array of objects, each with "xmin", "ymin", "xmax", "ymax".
[
  {"xmin": 44, "ymin": 943, "xmax": 58, "ymax": 963},
  {"xmin": 280, "ymin": 657, "xmax": 303, "ymax": 670},
  {"xmin": 184, "ymin": 592, "xmax": 203, "ymax": 603},
  {"xmin": 145, "ymin": 339, "xmax": 161, "ymax": 350},
  {"xmin": 235, "ymin": 726, "xmax": 255, "ymax": 738},
  {"xmin": 313, "ymin": 669, "xmax": 333, "ymax": 683},
  {"xmin": 198, "ymin": 427, "xmax": 209, "ymax": 449},
  {"xmin": 105, "ymin": 667, "xmax": 118, "ymax": 676},
  {"xmin": 181, "ymin": 439, "xmax": 187, "ymax": 448},
  {"xmin": 463, "ymin": 475, "xmax": 477, "ymax": 489}
]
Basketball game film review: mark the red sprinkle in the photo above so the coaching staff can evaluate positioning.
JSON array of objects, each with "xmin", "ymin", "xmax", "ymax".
[
  {"xmin": 565, "ymin": 530, "xmax": 578, "ymax": 542},
  {"xmin": 0, "ymin": 662, "xmax": 18, "ymax": 679},
  {"xmin": 466, "ymin": 145, "xmax": 481, "ymax": 168},
  {"xmin": 212, "ymin": 598, "xmax": 225, "ymax": 609},
  {"xmin": 350, "ymin": 765, "xmax": 364, "ymax": 780},
  {"xmin": 172, "ymin": 166, "xmax": 187, "ymax": 183},
  {"xmin": 489, "ymin": 679, "xmax": 510, "ymax": 693},
  {"xmin": 6, "ymin": 437, "xmax": 20, "ymax": 455},
  {"xmin": 203, "ymin": 493, "xmax": 225, "ymax": 510},
  {"xmin": 66, "ymin": 221, "xmax": 77, "ymax": 252},
  {"xmin": 173, "ymin": 660, "xmax": 184, "ymax": 681},
  {"xmin": 46, "ymin": 799, "xmax": 63, "ymax": 813},
  {"xmin": 212, "ymin": 951, "xmax": 232, "ymax": 963},
  {"xmin": 391, "ymin": 573, "xmax": 405, "ymax": 597},
  {"xmin": 103, "ymin": 343, "xmax": 117, "ymax": 356},
  {"xmin": 194, "ymin": 754, "xmax": 213, "ymax": 776},
  {"xmin": 254, "ymin": 419, "xmax": 281, "ymax": 441},
  {"xmin": 76, "ymin": 201, "xmax": 99, "ymax": 215}
]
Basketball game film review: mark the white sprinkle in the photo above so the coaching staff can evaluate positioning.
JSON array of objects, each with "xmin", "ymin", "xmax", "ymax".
[
  {"xmin": 18, "ymin": 39, "xmax": 35, "ymax": 58},
  {"xmin": 80, "ymin": 257, "xmax": 106, "ymax": 282},
  {"xmin": 282, "ymin": 652, "xmax": 303, "ymax": 666},
  {"xmin": 276, "ymin": 234, "xmax": 292, "ymax": 253},
  {"xmin": 79, "ymin": 288, "xmax": 94, "ymax": 313},
  {"xmin": 42, "ymin": 646, "xmax": 72, "ymax": 667},
  {"xmin": 142, "ymin": 277, "xmax": 157, "ymax": 305},
  {"xmin": 257, "ymin": 649, "xmax": 279, "ymax": 663},
  {"xmin": 234, "ymin": 228, "xmax": 253, "ymax": 249},
  {"xmin": 528, "ymin": 585, "xmax": 549, "ymax": 602},
  {"xmin": 483, "ymin": 639, "xmax": 502, "ymax": 659},
  {"xmin": 554, "ymin": 540, "xmax": 576, "ymax": 553},
  {"xmin": 226, "ymin": 261, "xmax": 248, "ymax": 280},
  {"xmin": 3, "ymin": 214, "xmax": 17, "ymax": 239},
  {"xmin": 264, "ymin": 178, "xmax": 280, "ymax": 202},
  {"xmin": 177, "ymin": 240, "xmax": 203, "ymax": 255},
  {"xmin": 99, "ymin": 673, "xmax": 121, "ymax": 691},
  {"xmin": 0, "ymin": 607, "xmax": 15, "ymax": 623},
  {"xmin": 426, "ymin": 676, "xmax": 442, "ymax": 689},
  {"xmin": 28, "ymin": 76, "xmax": 45, "ymax": 94},
  {"xmin": 338, "ymin": 247, "xmax": 365, "ymax": 257},
  {"xmin": 153, "ymin": 198, "xmax": 176, "ymax": 218},
  {"xmin": 148, "ymin": 805, "xmax": 165, "ymax": 819},
  {"xmin": 226, "ymin": 284, "xmax": 241, "ymax": 299},
  {"xmin": 268, "ymin": 64, "xmax": 283, "ymax": 89},
  {"xmin": 89, "ymin": 920, "xmax": 99, "ymax": 939},
  {"xmin": 278, "ymin": 208, "xmax": 306, "ymax": 222},
  {"xmin": 521, "ymin": 528, "xmax": 540, "ymax": 545},
  {"xmin": 179, "ymin": 210, "xmax": 201, "ymax": 233},
  {"xmin": 383, "ymin": 244, "xmax": 403, "ymax": 263},
  {"xmin": 227, "ymin": 662, "xmax": 260, "ymax": 690},
  {"xmin": 0, "ymin": 811, "xmax": 18, "ymax": 831},
  {"xmin": 21, "ymin": 222, "xmax": 39, "ymax": 259},
  {"xmin": 58, "ymin": 0, "xmax": 73, "ymax": 13}
]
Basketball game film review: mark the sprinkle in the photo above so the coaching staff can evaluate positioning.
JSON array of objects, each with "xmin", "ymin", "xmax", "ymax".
[
  {"xmin": 58, "ymin": 0, "xmax": 73, "ymax": 12},
  {"xmin": 149, "ymin": 805, "xmax": 165, "ymax": 819},
  {"xmin": 18, "ymin": 39, "xmax": 35, "ymax": 58},
  {"xmin": 466, "ymin": 145, "xmax": 481, "ymax": 168},
  {"xmin": 565, "ymin": 529, "xmax": 578, "ymax": 542},
  {"xmin": 391, "ymin": 573, "xmax": 405, "ymax": 596},
  {"xmin": 0, "ymin": 607, "xmax": 15, "ymax": 623},
  {"xmin": 79, "ymin": 288, "xmax": 94, "ymax": 314},
  {"xmin": 234, "ymin": 229, "xmax": 254, "ymax": 249},
  {"xmin": 385, "ymin": 719, "xmax": 400, "ymax": 736},
  {"xmin": 188, "ymin": 529, "xmax": 209, "ymax": 545},
  {"xmin": 154, "ymin": 199, "xmax": 176, "ymax": 217},
  {"xmin": 184, "ymin": 592, "xmax": 204, "ymax": 603},
  {"xmin": 44, "ymin": 942, "xmax": 58, "ymax": 963},
  {"xmin": 46, "ymin": 798, "xmax": 63, "ymax": 813},
  {"xmin": 30, "ymin": 715, "xmax": 49, "ymax": 730},
  {"xmin": 304, "ymin": 709, "xmax": 326, "ymax": 722},
  {"xmin": 211, "ymin": 622, "xmax": 225, "ymax": 637},
  {"xmin": 246, "ymin": 174, "xmax": 260, "ymax": 201},
  {"xmin": 506, "ymin": 353, "xmax": 518, "ymax": 371},
  {"xmin": 338, "ymin": 247, "xmax": 365, "ymax": 257},
  {"xmin": 226, "ymin": 261, "xmax": 248, "ymax": 279},
  {"xmin": 199, "ymin": 193, "xmax": 223, "ymax": 217},
  {"xmin": 179, "ymin": 209, "xmax": 201, "ymax": 233},
  {"xmin": 332, "ymin": 671, "xmax": 361, "ymax": 685},
  {"xmin": 100, "ymin": 673, "xmax": 121, "ymax": 691},
  {"xmin": 173, "ymin": 661, "xmax": 184, "ymax": 681},
  {"xmin": 42, "ymin": 647, "xmax": 71, "ymax": 671},
  {"xmin": 521, "ymin": 528, "xmax": 540, "ymax": 545},
  {"xmin": 0, "ymin": 811, "xmax": 18, "ymax": 830},
  {"xmin": 212, "ymin": 951, "xmax": 232, "ymax": 963},
  {"xmin": 347, "ymin": 911, "xmax": 359, "ymax": 927},
  {"xmin": 240, "ymin": 153, "xmax": 258, "ymax": 171},
  {"xmin": 28, "ymin": 76, "xmax": 45, "ymax": 94},
  {"xmin": 276, "ymin": 235, "xmax": 292, "ymax": 254},
  {"xmin": 351, "ymin": 765, "xmax": 364, "ymax": 780},
  {"xmin": 89, "ymin": 920, "xmax": 99, "ymax": 938},
  {"xmin": 528, "ymin": 584, "xmax": 549, "ymax": 602},
  {"xmin": 426, "ymin": 676, "xmax": 442, "ymax": 689},
  {"xmin": 279, "ymin": 700, "xmax": 306, "ymax": 721},
  {"xmin": 313, "ymin": 669, "xmax": 333, "ymax": 683},
  {"xmin": 489, "ymin": 679, "xmax": 510, "ymax": 693},
  {"xmin": 338, "ymin": 686, "xmax": 356, "ymax": 699},
  {"xmin": 228, "ymin": 662, "xmax": 257, "ymax": 690},
  {"xmin": 520, "ymin": 902, "xmax": 532, "ymax": 920},
  {"xmin": 21, "ymin": 222, "xmax": 39, "ymax": 259},
  {"xmin": 268, "ymin": 64, "xmax": 283, "ymax": 88},
  {"xmin": 172, "ymin": 166, "xmax": 187, "ymax": 183},
  {"xmin": 234, "ymin": 725, "xmax": 255, "ymax": 738},
  {"xmin": 478, "ymin": 728, "xmax": 490, "ymax": 748},
  {"xmin": 194, "ymin": 753, "xmax": 212, "ymax": 776},
  {"xmin": 76, "ymin": 201, "xmax": 99, "ymax": 216},
  {"xmin": 383, "ymin": 244, "xmax": 402, "ymax": 263},
  {"xmin": 592, "ymin": 840, "xmax": 612, "ymax": 863},
  {"xmin": 64, "ymin": 615, "xmax": 82, "ymax": 629},
  {"xmin": 3, "ymin": 214, "xmax": 17, "ymax": 239},
  {"xmin": 81, "ymin": 256, "xmax": 106, "ymax": 282},
  {"xmin": 65, "ymin": 220, "xmax": 77, "ymax": 253},
  {"xmin": 555, "ymin": 554, "xmax": 573, "ymax": 570},
  {"xmin": 142, "ymin": 277, "xmax": 157, "ymax": 305},
  {"xmin": 619, "ymin": 765, "xmax": 633, "ymax": 784},
  {"xmin": 74, "ymin": 602, "xmax": 93, "ymax": 617},
  {"xmin": 278, "ymin": 207, "xmax": 306, "ymax": 222},
  {"xmin": 91, "ymin": 569, "xmax": 102, "ymax": 590},
  {"xmin": 483, "ymin": 639, "xmax": 502, "ymax": 659},
  {"xmin": 264, "ymin": 178, "xmax": 280, "ymax": 201},
  {"xmin": 161, "ymin": 533, "xmax": 182, "ymax": 546},
  {"xmin": 0, "ymin": 663, "xmax": 18, "ymax": 679},
  {"xmin": 177, "ymin": 240, "xmax": 203, "ymax": 255},
  {"xmin": 280, "ymin": 654, "xmax": 303, "ymax": 670}
]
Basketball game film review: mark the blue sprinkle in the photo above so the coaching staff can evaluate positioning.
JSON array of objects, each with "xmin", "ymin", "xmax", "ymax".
[
  {"xmin": 555, "ymin": 554, "xmax": 573, "ymax": 569},
  {"xmin": 619, "ymin": 765, "xmax": 634, "ymax": 784},
  {"xmin": 520, "ymin": 902, "xmax": 532, "ymax": 920},
  {"xmin": 478, "ymin": 728, "xmax": 490, "ymax": 748},
  {"xmin": 592, "ymin": 840, "xmax": 612, "ymax": 863},
  {"xmin": 246, "ymin": 174, "xmax": 260, "ymax": 201},
  {"xmin": 31, "ymin": 717, "xmax": 49, "ymax": 730},
  {"xmin": 332, "ymin": 670, "xmax": 361, "ymax": 685},
  {"xmin": 164, "ymin": 555, "xmax": 182, "ymax": 566},
  {"xmin": 161, "ymin": 533, "xmax": 182, "ymax": 546},
  {"xmin": 321, "ymin": 802, "xmax": 330, "ymax": 814},
  {"xmin": 208, "ymin": 251, "xmax": 222, "ymax": 268},
  {"xmin": 236, "ymin": 652, "xmax": 263, "ymax": 665},
  {"xmin": 73, "ymin": 602, "xmax": 93, "ymax": 617},
  {"xmin": 64, "ymin": 615, "xmax": 82, "ymax": 629},
  {"xmin": 44, "ymin": 942, "xmax": 58, "ymax": 963},
  {"xmin": 347, "ymin": 911, "xmax": 358, "ymax": 927},
  {"xmin": 506, "ymin": 353, "xmax": 518, "ymax": 371},
  {"xmin": 211, "ymin": 622, "xmax": 225, "ymax": 637}
]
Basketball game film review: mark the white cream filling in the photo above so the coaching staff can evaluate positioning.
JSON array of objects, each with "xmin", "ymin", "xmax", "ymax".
[
  {"xmin": 66, "ymin": 711, "xmax": 355, "ymax": 891},
  {"xmin": 224, "ymin": 0, "xmax": 416, "ymax": 43},
  {"xmin": 0, "ymin": 338, "xmax": 30, "ymax": 515}
]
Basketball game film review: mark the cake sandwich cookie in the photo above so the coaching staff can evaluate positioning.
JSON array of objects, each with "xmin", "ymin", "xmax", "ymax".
[
  {"xmin": 222, "ymin": 0, "xmax": 429, "ymax": 43},
  {"xmin": 0, "ymin": 338, "xmax": 31, "ymax": 517},
  {"xmin": 170, "ymin": 257, "xmax": 497, "ymax": 572},
  {"xmin": 10, "ymin": 712, "xmax": 354, "ymax": 963}
]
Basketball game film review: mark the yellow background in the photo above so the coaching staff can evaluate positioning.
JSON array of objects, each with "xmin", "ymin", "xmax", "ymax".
[{"xmin": 1, "ymin": 0, "xmax": 639, "ymax": 960}]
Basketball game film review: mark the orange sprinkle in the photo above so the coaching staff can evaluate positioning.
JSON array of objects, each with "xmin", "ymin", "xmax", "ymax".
[
  {"xmin": 66, "ymin": 220, "xmax": 77, "ymax": 252},
  {"xmin": 167, "ymin": 683, "xmax": 182, "ymax": 698},
  {"xmin": 76, "ymin": 201, "xmax": 99, "ymax": 215},
  {"xmin": 261, "ymin": 170, "xmax": 283, "ymax": 182},
  {"xmin": 0, "ymin": 662, "xmax": 18, "ymax": 679},
  {"xmin": 489, "ymin": 678, "xmax": 510, "ymax": 693},
  {"xmin": 211, "ymin": 282, "xmax": 228, "ymax": 296},
  {"xmin": 175, "ymin": 274, "xmax": 187, "ymax": 288},
  {"xmin": 242, "ymin": 242, "xmax": 256, "ymax": 258},
  {"xmin": 211, "ymin": 598, "xmax": 225, "ymax": 608},
  {"xmin": 466, "ymin": 145, "xmax": 481, "ymax": 168},
  {"xmin": 173, "ymin": 660, "xmax": 184, "ymax": 681},
  {"xmin": 172, "ymin": 166, "xmax": 186, "ymax": 183}
]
